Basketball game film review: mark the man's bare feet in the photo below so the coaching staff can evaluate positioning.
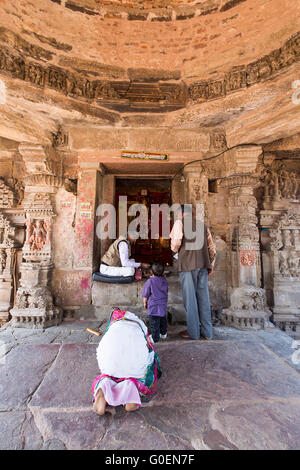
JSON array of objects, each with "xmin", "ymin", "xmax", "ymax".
[
  {"xmin": 93, "ymin": 388, "xmax": 107, "ymax": 415},
  {"xmin": 125, "ymin": 403, "xmax": 139, "ymax": 412}
]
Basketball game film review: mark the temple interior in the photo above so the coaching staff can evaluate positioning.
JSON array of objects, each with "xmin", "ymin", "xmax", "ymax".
[
  {"xmin": 0, "ymin": 0, "xmax": 299, "ymax": 337},
  {"xmin": 115, "ymin": 177, "xmax": 173, "ymax": 264}
]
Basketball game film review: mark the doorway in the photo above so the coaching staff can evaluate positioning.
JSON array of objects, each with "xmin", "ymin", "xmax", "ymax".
[{"xmin": 115, "ymin": 178, "xmax": 173, "ymax": 265}]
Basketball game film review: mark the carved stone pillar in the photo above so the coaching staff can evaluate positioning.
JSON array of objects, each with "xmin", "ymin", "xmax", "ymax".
[
  {"xmin": 220, "ymin": 147, "xmax": 271, "ymax": 329},
  {"xmin": 0, "ymin": 176, "xmax": 21, "ymax": 321},
  {"xmin": 10, "ymin": 143, "xmax": 63, "ymax": 328}
]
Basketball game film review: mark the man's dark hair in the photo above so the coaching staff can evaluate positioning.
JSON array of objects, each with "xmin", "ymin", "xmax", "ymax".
[{"xmin": 151, "ymin": 262, "xmax": 164, "ymax": 277}]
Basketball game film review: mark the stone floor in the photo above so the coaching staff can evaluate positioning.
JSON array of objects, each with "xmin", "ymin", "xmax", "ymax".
[{"xmin": 0, "ymin": 319, "xmax": 300, "ymax": 450}]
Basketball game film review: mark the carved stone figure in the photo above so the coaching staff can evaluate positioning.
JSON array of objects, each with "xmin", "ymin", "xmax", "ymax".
[
  {"xmin": 288, "ymin": 255, "xmax": 299, "ymax": 277},
  {"xmin": 263, "ymin": 164, "xmax": 299, "ymax": 203},
  {"xmin": 13, "ymin": 179, "xmax": 25, "ymax": 205},
  {"xmin": 27, "ymin": 295, "xmax": 36, "ymax": 309},
  {"xmin": 52, "ymin": 126, "xmax": 68, "ymax": 147},
  {"xmin": 30, "ymin": 220, "xmax": 47, "ymax": 251},
  {"xmin": 279, "ymin": 253, "xmax": 289, "ymax": 276}
]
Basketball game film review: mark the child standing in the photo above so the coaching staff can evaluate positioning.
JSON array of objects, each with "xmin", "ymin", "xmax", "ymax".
[{"xmin": 142, "ymin": 262, "xmax": 168, "ymax": 343}]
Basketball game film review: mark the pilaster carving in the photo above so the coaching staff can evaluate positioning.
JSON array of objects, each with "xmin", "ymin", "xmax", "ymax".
[
  {"xmin": 219, "ymin": 148, "xmax": 271, "ymax": 328},
  {"xmin": 260, "ymin": 199, "xmax": 300, "ymax": 337},
  {"xmin": 10, "ymin": 143, "xmax": 63, "ymax": 328},
  {"xmin": 0, "ymin": 213, "xmax": 18, "ymax": 320},
  {"xmin": 0, "ymin": 178, "xmax": 16, "ymax": 208}
]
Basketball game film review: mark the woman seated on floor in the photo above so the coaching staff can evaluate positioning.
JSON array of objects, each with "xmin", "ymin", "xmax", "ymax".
[
  {"xmin": 99, "ymin": 233, "xmax": 150, "ymax": 277},
  {"xmin": 92, "ymin": 308, "xmax": 161, "ymax": 414}
]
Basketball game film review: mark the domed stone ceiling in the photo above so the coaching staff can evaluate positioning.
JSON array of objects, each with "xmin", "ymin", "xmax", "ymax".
[{"xmin": 0, "ymin": 0, "xmax": 299, "ymax": 147}]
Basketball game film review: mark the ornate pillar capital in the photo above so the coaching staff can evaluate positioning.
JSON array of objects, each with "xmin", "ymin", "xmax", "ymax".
[
  {"xmin": 224, "ymin": 145, "xmax": 262, "ymax": 176},
  {"xmin": 18, "ymin": 142, "xmax": 64, "ymax": 189}
]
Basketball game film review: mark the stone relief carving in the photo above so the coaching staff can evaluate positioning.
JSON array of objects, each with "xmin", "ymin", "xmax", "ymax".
[
  {"xmin": 0, "ymin": 178, "xmax": 15, "ymax": 208},
  {"xmin": 52, "ymin": 125, "xmax": 69, "ymax": 148},
  {"xmin": 0, "ymin": 45, "xmax": 185, "ymax": 109},
  {"xmin": 210, "ymin": 132, "xmax": 227, "ymax": 151},
  {"xmin": 262, "ymin": 164, "xmax": 299, "ymax": 204},
  {"xmin": 236, "ymin": 288, "xmax": 267, "ymax": 312},
  {"xmin": 23, "ymin": 213, "xmax": 53, "ymax": 261},
  {"xmin": 279, "ymin": 252, "xmax": 300, "ymax": 278},
  {"xmin": 24, "ymin": 192, "xmax": 53, "ymax": 213},
  {"xmin": 0, "ymin": 213, "xmax": 15, "ymax": 247},
  {"xmin": 0, "ymin": 30, "xmax": 299, "ymax": 109},
  {"xmin": 222, "ymin": 287, "xmax": 272, "ymax": 329},
  {"xmin": 13, "ymin": 178, "xmax": 25, "ymax": 206},
  {"xmin": 269, "ymin": 210, "xmax": 300, "ymax": 251},
  {"xmin": 11, "ymin": 199, "xmax": 61, "ymax": 327},
  {"xmin": 28, "ymin": 219, "xmax": 47, "ymax": 251},
  {"xmin": 262, "ymin": 208, "xmax": 300, "ymax": 333},
  {"xmin": 15, "ymin": 286, "xmax": 54, "ymax": 311},
  {"xmin": 188, "ymin": 31, "xmax": 300, "ymax": 103},
  {"xmin": 240, "ymin": 249, "xmax": 256, "ymax": 267}
]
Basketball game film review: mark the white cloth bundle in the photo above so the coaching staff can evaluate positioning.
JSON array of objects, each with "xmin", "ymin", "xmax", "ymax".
[{"xmin": 97, "ymin": 311, "xmax": 154, "ymax": 379}]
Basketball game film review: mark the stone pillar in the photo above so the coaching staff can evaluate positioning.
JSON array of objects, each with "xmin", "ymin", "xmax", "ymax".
[
  {"xmin": 220, "ymin": 146, "xmax": 272, "ymax": 329},
  {"xmin": 72, "ymin": 163, "xmax": 104, "ymax": 305},
  {"xmin": 10, "ymin": 143, "xmax": 63, "ymax": 328}
]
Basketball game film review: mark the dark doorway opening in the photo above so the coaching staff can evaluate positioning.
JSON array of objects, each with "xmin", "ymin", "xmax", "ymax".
[{"xmin": 115, "ymin": 178, "xmax": 173, "ymax": 265}]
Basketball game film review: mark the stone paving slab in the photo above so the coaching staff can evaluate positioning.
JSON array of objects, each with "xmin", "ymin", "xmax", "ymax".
[
  {"xmin": 31, "ymin": 409, "xmax": 111, "ymax": 451},
  {"xmin": 253, "ymin": 329, "xmax": 300, "ymax": 372},
  {"xmin": 29, "ymin": 344, "xmax": 98, "ymax": 409},
  {"xmin": 0, "ymin": 411, "xmax": 43, "ymax": 450},
  {"xmin": 28, "ymin": 339, "xmax": 300, "ymax": 413},
  {"xmin": 0, "ymin": 344, "xmax": 60, "ymax": 411},
  {"xmin": 96, "ymin": 407, "xmax": 195, "ymax": 451},
  {"xmin": 0, "ymin": 321, "xmax": 104, "ymax": 345},
  {"xmin": 209, "ymin": 400, "xmax": 300, "ymax": 450},
  {"xmin": 1, "ymin": 322, "xmax": 300, "ymax": 449},
  {"xmin": 153, "ymin": 340, "xmax": 300, "ymax": 404}
]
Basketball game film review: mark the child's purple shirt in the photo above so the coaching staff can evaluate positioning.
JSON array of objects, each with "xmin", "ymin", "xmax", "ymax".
[{"xmin": 142, "ymin": 276, "xmax": 168, "ymax": 317}]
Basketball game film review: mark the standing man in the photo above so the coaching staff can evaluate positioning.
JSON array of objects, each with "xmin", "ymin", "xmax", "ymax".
[{"xmin": 170, "ymin": 205, "xmax": 216, "ymax": 340}]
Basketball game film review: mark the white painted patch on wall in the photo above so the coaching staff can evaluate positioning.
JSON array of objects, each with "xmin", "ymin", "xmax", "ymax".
[
  {"xmin": 0, "ymin": 79, "xmax": 6, "ymax": 104},
  {"xmin": 292, "ymin": 80, "xmax": 300, "ymax": 105}
]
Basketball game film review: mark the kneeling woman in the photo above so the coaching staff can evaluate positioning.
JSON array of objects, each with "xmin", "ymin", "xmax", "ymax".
[{"xmin": 92, "ymin": 309, "xmax": 161, "ymax": 414}]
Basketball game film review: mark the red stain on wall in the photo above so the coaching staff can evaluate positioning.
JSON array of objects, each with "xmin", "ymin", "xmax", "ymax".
[{"xmin": 80, "ymin": 277, "xmax": 91, "ymax": 290}]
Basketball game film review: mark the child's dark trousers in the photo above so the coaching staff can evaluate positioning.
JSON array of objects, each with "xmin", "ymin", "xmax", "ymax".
[{"xmin": 149, "ymin": 315, "xmax": 167, "ymax": 343}]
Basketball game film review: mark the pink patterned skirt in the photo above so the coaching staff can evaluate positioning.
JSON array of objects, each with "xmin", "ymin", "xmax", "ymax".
[{"xmin": 93, "ymin": 376, "xmax": 141, "ymax": 407}]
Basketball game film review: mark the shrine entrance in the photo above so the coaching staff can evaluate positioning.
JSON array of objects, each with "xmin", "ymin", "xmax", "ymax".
[{"xmin": 115, "ymin": 178, "xmax": 173, "ymax": 266}]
